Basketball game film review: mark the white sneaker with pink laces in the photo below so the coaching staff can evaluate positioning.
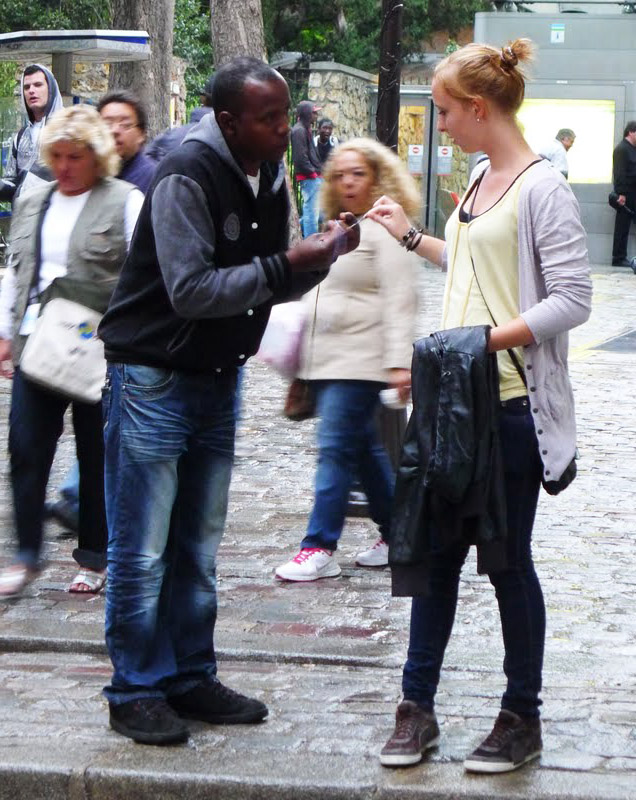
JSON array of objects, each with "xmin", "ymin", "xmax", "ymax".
[
  {"xmin": 275, "ymin": 548, "xmax": 342, "ymax": 582},
  {"xmin": 355, "ymin": 538, "xmax": 389, "ymax": 567}
]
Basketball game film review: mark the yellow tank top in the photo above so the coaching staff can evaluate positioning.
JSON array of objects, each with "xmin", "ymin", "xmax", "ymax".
[{"xmin": 442, "ymin": 168, "xmax": 533, "ymax": 401}]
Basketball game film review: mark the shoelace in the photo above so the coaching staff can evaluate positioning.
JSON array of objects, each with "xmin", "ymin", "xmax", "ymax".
[
  {"xmin": 480, "ymin": 715, "xmax": 515, "ymax": 749},
  {"xmin": 393, "ymin": 710, "xmax": 421, "ymax": 739},
  {"xmin": 371, "ymin": 538, "xmax": 386, "ymax": 550},
  {"xmin": 292, "ymin": 548, "xmax": 328, "ymax": 564}
]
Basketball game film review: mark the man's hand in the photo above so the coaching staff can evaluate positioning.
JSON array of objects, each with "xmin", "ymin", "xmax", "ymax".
[
  {"xmin": 388, "ymin": 368, "xmax": 411, "ymax": 404},
  {"xmin": 286, "ymin": 213, "xmax": 361, "ymax": 273},
  {"xmin": 0, "ymin": 339, "xmax": 13, "ymax": 379},
  {"xmin": 618, "ymin": 194, "xmax": 626, "ymax": 206}
]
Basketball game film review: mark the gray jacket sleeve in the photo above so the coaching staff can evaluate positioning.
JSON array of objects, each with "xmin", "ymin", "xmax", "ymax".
[{"xmin": 151, "ymin": 174, "xmax": 291, "ymax": 319}]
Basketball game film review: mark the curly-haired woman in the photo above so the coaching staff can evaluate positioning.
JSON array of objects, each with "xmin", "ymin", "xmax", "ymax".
[{"xmin": 276, "ymin": 138, "xmax": 420, "ymax": 581}]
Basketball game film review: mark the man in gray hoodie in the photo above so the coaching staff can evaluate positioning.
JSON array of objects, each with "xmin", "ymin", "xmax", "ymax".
[{"xmin": 0, "ymin": 64, "xmax": 63, "ymax": 202}]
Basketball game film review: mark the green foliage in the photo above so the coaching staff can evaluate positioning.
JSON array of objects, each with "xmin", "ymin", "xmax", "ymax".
[
  {"xmin": 173, "ymin": 0, "xmax": 213, "ymax": 109},
  {"xmin": 262, "ymin": 0, "xmax": 490, "ymax": 73},
  {"xmin": 0, "ymin": 63, "xmax": 17, "ymax": 97},
  {"xmin": 0, "ymin": 0, "xmax": 110, "ymax": 32}
]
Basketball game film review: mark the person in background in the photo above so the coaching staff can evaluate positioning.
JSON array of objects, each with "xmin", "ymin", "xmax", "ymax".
[
  {"xmin": 0, "ymin": 64, "xmax": 63, "ymax": 203},
  {"xmin": 97, "ymin": 57, "xmax": 359, "ymax": 746},
  {"xmin": 275, "ymin": 138, "xmax": 419, "ymax": 582},
  {"xmin": 369, "ymin": 38, "xmax": 591, "ymax": 774},
  {"xmin": 145, "ymin": 77, "xmax": 215, "ymax": 163},
  {"xmin": 538, "ymin": 128, "xmax": 575, "ymax": 179},
  {"xmin": 97, "ymin": 91, "xmax": 156, "ymax": 194},
  {"xmin": 291, "ymin": 100, "xmax": 322, "ymax": 237},
  {"xmin": 611, "ymin": 120, "xmax": 636, "ymax": 267},
  {"xmin": 0, "ymin": 105, "xmax": 144, "ymax": 598},
  {"xmin": 313, "ymin": 118, "xmax": 338, "ymax": 167}
]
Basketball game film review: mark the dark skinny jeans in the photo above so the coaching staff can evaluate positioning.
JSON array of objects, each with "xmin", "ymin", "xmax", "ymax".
[{"xmin": 402, "ymin": 398, "xmax": 546, "ymax": 718}]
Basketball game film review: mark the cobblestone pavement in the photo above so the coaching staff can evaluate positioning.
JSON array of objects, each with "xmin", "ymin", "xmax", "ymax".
[{"xmin": 0, "ymin": 264, "xmax": 635, "ymax": 799}]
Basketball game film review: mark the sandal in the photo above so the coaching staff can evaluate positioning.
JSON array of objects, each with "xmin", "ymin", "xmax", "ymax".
[
  {"xmin": 68, "ymin": 568, "xmax": 107, "ymax": 594},
  {"xmin": 0, "ymin": 564, "xmax": 38, "ymax": 598}
]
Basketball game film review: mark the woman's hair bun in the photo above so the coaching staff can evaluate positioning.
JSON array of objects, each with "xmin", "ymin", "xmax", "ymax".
[{"xmin": 500, "ymin": 38, "xmax": 534, "ymax": 70}]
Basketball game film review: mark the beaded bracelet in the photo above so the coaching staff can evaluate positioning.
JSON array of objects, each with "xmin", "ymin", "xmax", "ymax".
[{"xmin": 400, "ymin": 227, "xmax": 418, "ymax": 247}]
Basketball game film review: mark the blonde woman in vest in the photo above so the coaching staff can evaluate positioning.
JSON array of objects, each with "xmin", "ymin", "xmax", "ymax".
[
  {"xmin": 275, "ymin": 138, "xmax": 419, "ymax": 582},
  {"xmin": 367, "ymin": 40, "xmax": 592, "ymax": 773},
  {"xmin": 0, "ymin": 105, "xmax": 143, "ymax": 598}
]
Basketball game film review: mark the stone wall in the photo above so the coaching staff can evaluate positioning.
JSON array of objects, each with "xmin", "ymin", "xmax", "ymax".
[{"xmin": 307, "ymin": 62, "xmax": 375, "ymax": 141}]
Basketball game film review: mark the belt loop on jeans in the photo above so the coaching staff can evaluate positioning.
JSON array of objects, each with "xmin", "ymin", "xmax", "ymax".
[{"xmin": 500, "ymin": 395, "xmax": 529, "ymax": 410}]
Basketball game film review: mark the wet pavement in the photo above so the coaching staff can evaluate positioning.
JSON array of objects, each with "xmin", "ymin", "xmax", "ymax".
[{"xmin": 0, "ymin": 263, "xmax": 635, "ymax": 799}]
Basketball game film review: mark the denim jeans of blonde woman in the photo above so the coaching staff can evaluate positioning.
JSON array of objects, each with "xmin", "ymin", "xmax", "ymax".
[{"xmin": 102, "ymin": 362, "xmax": 237, "ymax": 705}]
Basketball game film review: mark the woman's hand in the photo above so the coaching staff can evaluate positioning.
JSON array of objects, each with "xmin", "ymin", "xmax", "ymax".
[
  {"xmin": 0, "ymin": 338, "xmax": 13, "ymax": 379},
  {"xmin": 388, "ymin": 368, "xmax": 411, "ymax": 404},
  {"xmin": 366, "ymin": 195, "xmax": 412, "ymax": 243}
]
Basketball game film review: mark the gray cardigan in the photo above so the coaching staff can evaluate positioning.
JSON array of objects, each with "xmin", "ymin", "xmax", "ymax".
[{"xmin": 443, "ymin": 159, "xmax": 593, "ymax": 482}]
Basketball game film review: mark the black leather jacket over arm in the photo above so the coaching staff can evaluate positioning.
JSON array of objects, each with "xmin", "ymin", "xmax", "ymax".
[{"xmin": 389, "ymin": 325, "xmax": 508, "ymax": 597}]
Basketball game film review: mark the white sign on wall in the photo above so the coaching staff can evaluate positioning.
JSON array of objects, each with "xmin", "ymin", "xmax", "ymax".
[
  {"xmin": 551, "ymin": 23, "xmax": 565, "ymax": 44},
  {"xmin": 437, "ymin": 145, "xmax": 453, "ymax": 176},
  {"xmin": 407, "ymin": 144, "xmax": 423, "ymax": 176}
]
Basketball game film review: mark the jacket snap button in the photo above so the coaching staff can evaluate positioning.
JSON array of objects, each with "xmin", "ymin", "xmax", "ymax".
[
  {"xmin": 530, "ymin": 386, "xmax": 536, "ymax": 392},
  {"xmin": 537, "ymin": 429, "xmax": 543, "ymax": 435},
  {"xmin": 545, "ymin": 470, "xmax": 550, "ymax": 476},
  {"xmin": 251, "ymin": 222, "xmax": 258, "ymax": 230},
  {"xmin": 239, "ymin": 354, "xmax": 246, "ymax": 360},
  {"xmin": 533, "ymin": 408, "xmax": 538, "ymax": 413},
  {"xmin": 247, "ymin": 309, "xmax": 254, "ymax": 316},
  {"xmin": 542, "ymin": 449, "xmax": 548, "ymax": 455},
  {"xmin": 526, "ymin": 364, "xmax": 532, "ymax": 370}
]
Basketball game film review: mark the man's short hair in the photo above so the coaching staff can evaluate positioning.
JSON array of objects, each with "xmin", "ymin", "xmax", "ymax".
[
  {"xmin": 556, "ymin": 128, "xmax": 575, "ymax": 142},
  {"xmin": 23, "ymin": 64, "xmax": 45, "ymax": 78},
  {"xmin": 211, "ymin": 57, "xmax": 283, "ymax": 115},
  {"xmin": 624, "ymin": 121, "xmax": 636, "ymax": 138},
  {"xmin": 317, "ymin": 118, "xmax": 333, "ymax": 129},
  {"xmin": 97, "ymin": 90, "xmax": 148, "ymax": 134}
]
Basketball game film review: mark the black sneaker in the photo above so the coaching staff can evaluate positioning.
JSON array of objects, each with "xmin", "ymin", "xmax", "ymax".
[
  {"xmin": 464, "ymin": 709, "xmax": 542, "ymax": 773},
  {"xmin": 380, "ymin": 700, "xmax": 440, "ymax": 766},
  {"xmin": 109, "ymin": 698, "xmax": 189, "ymax": 745},
  {"xmin": 168, "ymin": 679, "xmax": 268, "ymax": 724}
]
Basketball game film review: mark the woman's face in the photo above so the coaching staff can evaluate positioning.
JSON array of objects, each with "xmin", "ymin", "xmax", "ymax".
[
  {"xmin": 331, "ymin": 150, "xmax": 375, "ymax": 215},
  {"xmin": 48, "ymin": 141, "xmax": 100, "ymax": 196},
  {"xmin": 432, "ymin": 77, "xmax": 480, "ymax": 153}
]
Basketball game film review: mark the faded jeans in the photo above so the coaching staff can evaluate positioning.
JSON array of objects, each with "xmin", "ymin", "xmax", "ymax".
[
  {"xmin": 102, "ymin": 362, "xmax": 236, "ymax": 704},
  {"xmin": 300, "ymin": 177, "xmax": 322, "ymax": 238}
]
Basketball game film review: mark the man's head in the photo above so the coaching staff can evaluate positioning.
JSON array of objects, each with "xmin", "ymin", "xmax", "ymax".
[
  {"xmin": 317, "ymin": 118, "xmax": 334, "ymax": 143},
  {"xmin": 296, "ymin": 100, "xmax": 321, "ymax": 128},
  {"xmin": 556, "ymin": 128, "xmax": 575, "ymax": 151},
  {"xmin": 624, "ymin": 121, "xmax": 636, "ymax": 146},
  {"xmin": 97, "ymin": 90, "xmax": 148, "ymax": 163},
  {"xmin": 200, "ymin": 74, "xmax": 215, "ymax": 108},
  {"xmin": 212, "ymin": 57, "xmax": 291, "ymax": 174},
  {"xmin": 23, "ymin": 65, "xmax": 49, "ymax": 122}
]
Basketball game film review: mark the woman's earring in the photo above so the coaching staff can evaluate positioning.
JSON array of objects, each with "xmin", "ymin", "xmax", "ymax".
[{"xmin": 476, "ymin": 117, "xmax": 481, "ymax": 123}]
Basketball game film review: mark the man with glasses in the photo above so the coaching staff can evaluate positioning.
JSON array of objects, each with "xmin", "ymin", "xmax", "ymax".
[{"xmin": 97, "ymin": 90, "xmax": 156, "ymax": 194}]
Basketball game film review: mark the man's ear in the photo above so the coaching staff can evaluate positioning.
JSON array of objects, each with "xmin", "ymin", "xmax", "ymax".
[{"xmin": 216, "ymin": 110, "xmax": 236, "ymax": 139}]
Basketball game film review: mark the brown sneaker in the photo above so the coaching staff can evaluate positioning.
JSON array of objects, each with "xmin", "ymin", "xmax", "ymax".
[
  {"xmin": 464, "ymin": 709, "xmax": 542, "ymax": 773},
  {"xmin": 380, "ymin": 700, "xmax": 440, "ymax": 766}
]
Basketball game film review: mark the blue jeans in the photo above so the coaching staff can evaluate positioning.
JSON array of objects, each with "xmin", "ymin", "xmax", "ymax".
[
  {"xmin": 58, "ymin": 367, "xmax": 245, "ymax": 511},
  {"xmin": 402, "ymin": 399, "xmax": 545, "ymax": 718},
  {"xmin": 9, "ymin": 368, "xmax": 107, "ymax": 570},
  {"xmin": 300, "ymin": 178, "xmax": 322, "ymax": 238},
  {"xmin": 301, "ymin": 380, "xmax": 395, "ymax": 552},
  {"xmin": 102, "ymin": 363, "xmax": 236, "ymax": 705}
]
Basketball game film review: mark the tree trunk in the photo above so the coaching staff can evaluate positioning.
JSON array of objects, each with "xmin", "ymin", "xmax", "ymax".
[
  {"xmin": 109, "ymin": 0, "xmax": 176, "ymax": 139},
  {"xmin": 210, "ymin": 0, "xmax": 266, "ymax": 66}
]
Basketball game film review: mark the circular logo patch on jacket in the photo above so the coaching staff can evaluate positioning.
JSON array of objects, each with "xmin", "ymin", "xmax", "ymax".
[{"xmin": 223, "ymin": 213, "xmax": 240, "ymax": 241}]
